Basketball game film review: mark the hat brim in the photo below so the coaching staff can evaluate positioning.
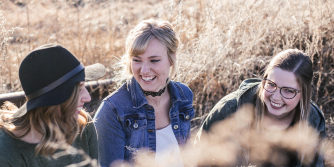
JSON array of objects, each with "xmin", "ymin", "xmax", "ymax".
[{"xmin": 14, "ymin": 63, "xmax": 106, "ymax": 118}]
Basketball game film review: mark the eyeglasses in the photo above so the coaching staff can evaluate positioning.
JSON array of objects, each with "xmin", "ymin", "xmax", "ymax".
[{"xmin": 262, "ymin": 78, "xmax": 300, "ymax": 99}]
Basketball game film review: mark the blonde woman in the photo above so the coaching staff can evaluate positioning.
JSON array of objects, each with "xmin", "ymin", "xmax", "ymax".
[
  {"xmin": 0, "ymin": 44, "xmax": 105, "ymax": 166},
  {"xmin": 195, "ymin": 49, "xmax": 326, "ymax": 166},
  {"xmin": 94, "ymin": 19, "xmax": 195, "ymax": 166}
]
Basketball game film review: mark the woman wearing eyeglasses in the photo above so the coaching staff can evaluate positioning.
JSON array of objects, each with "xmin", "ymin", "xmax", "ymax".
[{"xmin": 195, "ymin": 49, "xmax": 326, "ymax": 166}]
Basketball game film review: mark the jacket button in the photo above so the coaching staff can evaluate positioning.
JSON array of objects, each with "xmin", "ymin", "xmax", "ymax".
[
  {"xmin": 146, "ymin": 106, "xmax": 153, "ymax": 110},
  {"xmin": 186, "ymin": 115, "xmax": 190, "ymax": 120},
  {"xmin": 133, "ymin": 123, "xmax": 138, "ymax": 128},
  {"xmin": 173, "ymin": 125, "xmax": 179, "ymax": 129}
]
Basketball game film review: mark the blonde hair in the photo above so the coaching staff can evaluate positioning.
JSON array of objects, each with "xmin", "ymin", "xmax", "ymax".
[
  {"xmin": 0, "ymin": 82, "xmax": 88, "ymax": 156},
  {"xmin": 119, "ymin": 19, "xmax": 179, "ymax": 83},
  {"xmin": 254, "ymin": 49, "xmax": 313, "ymax": 129}
]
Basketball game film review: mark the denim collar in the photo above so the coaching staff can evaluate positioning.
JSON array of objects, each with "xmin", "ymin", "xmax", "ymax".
[{"xmin": 130, "ymin": 77, "xmax": 188, "ymax": 109}]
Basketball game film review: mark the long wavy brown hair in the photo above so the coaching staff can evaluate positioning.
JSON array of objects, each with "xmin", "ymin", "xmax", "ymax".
[{"xmin": 0, "ymin": 82, "xmax": 88, "ymax": 156}]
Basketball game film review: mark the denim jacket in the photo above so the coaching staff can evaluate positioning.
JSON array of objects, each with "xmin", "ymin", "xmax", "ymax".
[
  {"xmin": 93, "ymin": 77, "xmax": 195, "ymax": 167},
  {"xmin": 195, "ymin": 78, "xmax": 326, "ymax": 167}
]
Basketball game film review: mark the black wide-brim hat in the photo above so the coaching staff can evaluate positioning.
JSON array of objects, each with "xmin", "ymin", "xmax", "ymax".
[{"xmin": 13, "ymin": 44, "xmax": 106, "ymax": 118}]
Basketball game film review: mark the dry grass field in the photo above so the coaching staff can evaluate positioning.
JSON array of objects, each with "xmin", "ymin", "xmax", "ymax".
[{"xmin": 1, "ymin": 0, "xmax": 334, "ymax": 166}]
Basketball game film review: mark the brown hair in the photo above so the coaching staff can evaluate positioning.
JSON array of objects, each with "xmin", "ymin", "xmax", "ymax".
[
  {"xmin": 120, "ymin": 19, "xmax": 180, "ymax": 82},
  {"xmin": 254, "ymin": 49, "xmax": 313, "ymax": 129},
  {"xmin": 0, "ymin": 82, "xmax": 88, "ymax": 156}
]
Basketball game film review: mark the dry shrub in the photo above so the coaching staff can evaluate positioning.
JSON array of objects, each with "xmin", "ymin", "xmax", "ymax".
[
  {"xmin": 1, "ymin": 0, "xmax": 333, "ymax": 117},
  {"xmin": 0, "ymin": 8, "xmax": 20, "ymax": 94}
]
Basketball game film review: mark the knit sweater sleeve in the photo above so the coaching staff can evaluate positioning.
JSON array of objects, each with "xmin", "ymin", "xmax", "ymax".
[
  {"xmin": 0, "ymin": 129, "xmax": 28, "ymax": 166},
  {"xmin": 87, "ymin": 119, "xmax": 99, "ymax": 161}
]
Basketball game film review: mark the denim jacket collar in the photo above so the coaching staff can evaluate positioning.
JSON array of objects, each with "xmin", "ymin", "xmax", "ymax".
[{"xmin": 130, "ymin": 77, "xmax": 188, "ymax": 109}]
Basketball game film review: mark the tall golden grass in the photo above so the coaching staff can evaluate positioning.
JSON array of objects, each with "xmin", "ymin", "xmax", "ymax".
[
  {"xmin": 1, "ymin": 0, "xmax": 334, "ymax": 166},
  {"xmin": 0, "ymin": 8, "xmax": 20, "ymax": 93}
]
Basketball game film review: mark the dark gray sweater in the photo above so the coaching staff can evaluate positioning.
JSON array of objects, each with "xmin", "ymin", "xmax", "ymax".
[{"xmin": 0, "ymin": 121, "xmax": 98, "ymax": 167}]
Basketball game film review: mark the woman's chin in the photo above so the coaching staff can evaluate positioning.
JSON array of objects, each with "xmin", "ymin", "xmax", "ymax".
[
  {"xmin": 267, "ymin": 108, "xmax": 293, "ymax": 119},
  {"xmin": 142, "ymin": 88, "xmax": 158, "ymax": 92},
  {"xmin": 140, "ymin": 84, "xmax": 160, "ymax": 92},
  {"xmin": 74, "ymin": 111, "xmax": 80, "ymax": 119}
]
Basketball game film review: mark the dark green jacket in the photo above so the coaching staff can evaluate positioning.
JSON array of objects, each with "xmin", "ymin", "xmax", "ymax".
[
  {"xmin": 0, "ymin": 121, "xmax": 98, "ymax": 167},
  {"xmin": 195, "ymin": 78, "xmax": 326, "ymax": 166}
]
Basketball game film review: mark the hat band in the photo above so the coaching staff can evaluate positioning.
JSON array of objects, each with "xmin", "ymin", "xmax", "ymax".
[{"xmin": 26, "ymin": 63, "xmax": 85, "ymax": 101}]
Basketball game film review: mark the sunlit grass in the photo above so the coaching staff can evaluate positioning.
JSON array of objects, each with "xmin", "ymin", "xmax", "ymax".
[{"xmin": 1, "ymin": 0, "xmax": 334, "ymax": 166}]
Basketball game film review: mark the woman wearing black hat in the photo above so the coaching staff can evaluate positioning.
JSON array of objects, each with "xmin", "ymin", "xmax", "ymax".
[{"xmin": 0, "ymin": 44, "xmax": 105, "ymax": 166}]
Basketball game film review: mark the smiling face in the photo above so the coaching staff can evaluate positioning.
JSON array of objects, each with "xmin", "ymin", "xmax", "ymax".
[
  {"xmin": 262, "ymin": 67, "xmax": 301, "ymax": 119},
  {"xmin": 75, "ymin": 81, "xmax": 91, "ymax": 119},
  {"xmin": 131, "ymin": 38, "xmax": 171, "ymax": 92}
]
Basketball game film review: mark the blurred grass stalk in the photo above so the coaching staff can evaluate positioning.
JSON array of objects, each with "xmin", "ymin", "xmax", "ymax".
[
  {"xmin": 0, "ymin": 10, "xmax": 7, "ymax": 93},
  {"xmin": 0, "ymin": 10, "xmax": 12, "ymax": 94}
]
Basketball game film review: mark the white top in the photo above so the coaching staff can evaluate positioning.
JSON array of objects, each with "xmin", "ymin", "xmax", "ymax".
[{"xmin": 155, "ymin": 124, "xmax": 184, "ymax": 167}]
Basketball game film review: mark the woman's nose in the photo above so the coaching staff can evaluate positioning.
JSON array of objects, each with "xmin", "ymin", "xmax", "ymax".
[
  {"xmin": 82, "ymin": 87, "xmax": 92, "ymax": 103},
  {"xmin": 271, "ymin": 88, "xmax": 282, "ymax": 100},
  {"xmin": 140, "ymin": 62, "xmax": 150, "ymax": 74}
]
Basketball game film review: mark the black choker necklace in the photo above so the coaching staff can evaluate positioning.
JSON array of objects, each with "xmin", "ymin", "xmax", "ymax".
[
  {"xmin": 142, "ymin": 78, "xmax": 169, "ymax": 97},
  {"xmin": 142, "ymin": 86, "xmax": 166, "ymax": 97}
]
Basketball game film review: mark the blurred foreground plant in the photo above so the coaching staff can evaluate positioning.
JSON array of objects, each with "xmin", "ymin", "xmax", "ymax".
[{"xmin": 110, "ymin": 104, "xmax": 334, "ymax": 167}]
